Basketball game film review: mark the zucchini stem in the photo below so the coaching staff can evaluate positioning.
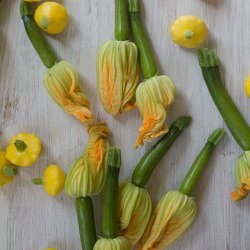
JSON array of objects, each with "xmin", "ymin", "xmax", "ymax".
[
  {"xmin": 180, "ymin": 128, "xmax": 225, "ymax": 196},
  {"xmin": 197, "ymin": 48, "xmax": 250, "ymax": 151},
  {"xmin": 76, "ymin": 196, "xmax": 97, "ymax": 250},
  {"xmin": 20, "ymin": 0, "xmax": 57, "ymax": 68},
  {"xmin": 132, "ymin": 116, "xmax": 192, "ymax": 188},
  {"xmin": 115, "ymin": 0, "xmax": 129, "ymax": 41},
  {"xmin": 102, "ymin": 147, "xmax": 121, "ymax": 239},
  {"xmin": 129, "ymin": 0, "xmax": 158, "ymax": 78}
]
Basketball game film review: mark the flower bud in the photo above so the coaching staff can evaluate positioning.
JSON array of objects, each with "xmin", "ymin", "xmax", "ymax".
[
  {"xmin": 135, "ymin": 75, "xmax": 176, "ymax": 148},
  {"xmin": 232, "ymin": 151, "xmax": 250, "ymax": 201},
  {"xmin": 118, "ymin": 182, "xmax": 152, "ymax": 246},
  {"xmin": 65, "ymin": 122, "xmax": 110, "ymax": 198},
  {"xmin": 138, "ymin": 190, "xmax": 197, "ymax": 250},
  {"xmin": 97, "ymin": 40, "xmax": 139, "ymax": 115},
  {"xmin": 94, "ymin": 236, "xmax": 131, "ymax": 250},
  {"xmin": 43, "ymin": 61, "xmax": 94, "ymax": 125}
]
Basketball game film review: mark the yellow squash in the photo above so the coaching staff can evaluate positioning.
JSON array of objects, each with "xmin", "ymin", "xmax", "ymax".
[
  {"xmin": 244, "ymin": 75, "xmax": 250, "ymax": 97},
  {"xmin": 0, "ymin": 151, "xmax": 17, "ymax": 187},
  {"xmin": 33, "ymin": 165, "xmax": 66, "ymax": 196},
  {"xmin": 5, "ymin": 132, "xmax": 42, "ymax": 167},
  {"xmin": 35, "ymin": 2, "xmax": 69, "ymax": 35},
  {"xmin": 170, "ymin": 15, "xmax": 208, "ymax": 48}
]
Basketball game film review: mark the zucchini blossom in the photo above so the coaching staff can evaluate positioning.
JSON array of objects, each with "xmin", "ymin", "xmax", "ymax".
[
  {"xmin": 118, "ymin": 182, "xmax": 152, "ymax": 246},
  {"xmin": 138, "ymin": 190, "xmax": 197, "ymax": 250},
  {"xmin": 135, "ymin": 75, "xmax": 176, "ymax": 148},
  {"xmin": 232, "ymin": 151, "xmax": 250, "ymax": 202},
  {"xmin": 97, "ymin": 40, "xmax": 139, "ymax": 115},
  {"xmin": 43, "ymin": 61, "xmax": 94, "ymax": 125},
  {"xmin": 94, "ymin": 237, "xmax": 131, "ymax": 250},
  {"xmin": 65, "ymin": 122, "xmax": 110, "ymax": 197}
]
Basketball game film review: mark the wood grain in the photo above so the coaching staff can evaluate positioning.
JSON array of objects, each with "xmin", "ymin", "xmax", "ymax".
[{"xmin": 0, "ymin": 0, "xmax": 250, "ymax": 249}]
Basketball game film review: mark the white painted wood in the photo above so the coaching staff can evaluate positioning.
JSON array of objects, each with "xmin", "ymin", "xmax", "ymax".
[{"xmin": 0, "ymin": 0, "xmax": 249, "ymax": 249}]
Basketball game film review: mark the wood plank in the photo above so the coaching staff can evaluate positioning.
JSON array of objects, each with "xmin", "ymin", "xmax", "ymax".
[{"xmin": 0, "ymin": 0, "xmax": 249, "ymax": 249}]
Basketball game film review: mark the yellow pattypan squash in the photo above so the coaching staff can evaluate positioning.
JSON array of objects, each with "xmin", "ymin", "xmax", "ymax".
[
  {"xmin": 0, "ymin": 151, "xmax": 17, "ymax": 187},
  {"xmin": 33, "ymin": 165, "xmax": 66, "ymax": 196},
  {"xmin": 170, "ymin": 15, "xmax": 208, "ymax": 48},
  {"xmin": 35, "ymin": 2, "xmax": 69, "ymax": 35},
  {"xmin": 244, "ymin": 75, "xmax": 250, "ymax": 97},
  {"xmin": 5, "ymin": 132, "xmax": 42, "ymax": 167}
]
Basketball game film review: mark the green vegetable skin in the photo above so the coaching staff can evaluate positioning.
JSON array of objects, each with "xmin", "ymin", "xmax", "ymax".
[
  {"xmin": 76, "ymin": 197, "xmax": 97, "ymax": 250},
  {"xmin": 180, "ymin": 128, "xmax": 225, "ymax": 196},
  {"xmin": 102, "ymin": 147, "xmax": 121, "ymax": 238},
  {"xmin": 20, "ymin": 0, "xmax": 57, "ymax": 68},
  {"xmin": 197, "ymin": 48, "xmax": 250, "ymax": 151},
  {"xmin": 132, "ymin": 116, "xmax": 192, "ymax": 188},
  {"xmin": 115, "ymin": 0, "xmax": 129, "ymax": 41},
  {"xmin": 129, "ymin": 0, "xmax": 158, "ymax": 79}
]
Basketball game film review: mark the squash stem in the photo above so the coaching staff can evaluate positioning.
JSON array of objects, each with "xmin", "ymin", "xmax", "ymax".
[
  {"xmin": 115, "ymin": 0, "xmax": 129, "ymax": 41},
  {"xmin": 14, "ymin": 140, "xmax": 27, "ymax": 152},
  {"xmin": 20, "ymin": 0, "xmax": 57, "ymax": 68},
  {"xmin": 3, "ymin": 166, "xmax": 18, "ymax": 177},
  {"xmin": 128, "ymin": 0, "xmax": 158, "ymax": 78},
  {"xmin": 102, "ymin": 147, "xmax": 121, "ymax": 239},
  {"xmin": 32, "ymin": 178, "xmax": 44, "ymax": 185},
  {"xmin": 132, "ymin": 116, "xmax": 192, "ymax": 188},
  {"xmin": 180, "ymin": 128, "xmax": 225, "ymax": 196},
  {"xmin": 76, "ymin": 196, "xmax": 97, "ymax": 250},
  {"xmin": 197, "ymin": 48, "xmax": 250, "ymax": 151}
]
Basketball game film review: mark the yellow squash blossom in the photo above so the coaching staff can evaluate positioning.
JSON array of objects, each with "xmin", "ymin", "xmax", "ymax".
[
  {"xmin": 170, "ymin": 16, "xmax": 208, "ymax": 49},
  {"xmin": 97, "ymin": 40, "xmax": 139, "ymax": 115},
  {"xmin": 0, "ymin": 151, "xmax": 17, "ymax": 187},
  {"xmin": 118, "ymin": 182, "xmax": 152, "ymax": 246},
  {"xmin": 32, "ymin": 164, "xmax": 66, "ymax": 196},
  {"xmin": 135, "ymin": 75, "xmax": 176, "ymax": 148},
  {"xmin": 44, "ymin": 61, "xmax": 94, "ymax": 125},
  {"xmin": 138, "ymin": 190, "xmax": 197, "ymax": 250},
  {"xmin": 94, "ymin": 236, "xmax": 131, "ymax": 250},
  {"xmin": 65, "ymin": 122, "xmax": 110, "ymax": 197},
  {"xmin": 35, "ymin": 2, "xmax": 69, "ymax": 35},
  {"xmin": 5, "ymin": 133, "xmax": 42, "ymax": 167},
  {"xmin": 232, "ymin": 151, "xmax": 250, "ymax": 201}
]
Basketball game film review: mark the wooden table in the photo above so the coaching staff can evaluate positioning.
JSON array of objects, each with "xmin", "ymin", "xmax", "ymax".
[{"xmin": 0, "ymin": 0, "xmax": 249, "ymax": 249}]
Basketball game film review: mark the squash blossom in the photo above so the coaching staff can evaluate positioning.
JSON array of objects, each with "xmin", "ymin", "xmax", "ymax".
[
  {"xmin": 94, "ymin": 237, "xmax": 131, "ymax": 250},
  {"xmin": 43, "ymin": 61, "xmax": 94, "ymax": 125},
  {"xmin": 138, "ymin": 190, "xmax": 197, "ymax": 250},
  {"xmin": 65, "ymin": 122, "xmax": 110, "ymax": 197},
  {"xmin": 97, "ymin": 40, "xmax": 139, "ymax": 115},
  {"xmin": 118, "ymin": 182, "xmax": 152, "ymax": 246},
  {"xmin": 232, "ymin": 151, "xmax": 250, "ymax": 201},
  {"xmin": 135, "ymin": 75, "xmax": 176, "ymax": 148}
]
